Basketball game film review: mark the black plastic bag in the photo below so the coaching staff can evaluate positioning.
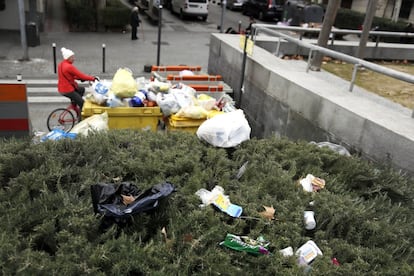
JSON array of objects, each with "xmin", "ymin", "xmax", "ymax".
[{"xmin": 91, "ymin": 181, "xmax": 175, "ymax": 218}]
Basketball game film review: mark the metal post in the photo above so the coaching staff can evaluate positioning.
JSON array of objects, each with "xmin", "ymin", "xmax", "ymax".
[
  {"xmin": 238, "ymin": 20, "xmax": 242, "ymax": 33},
  {"xmin": 330, "ymin": 33, "xmax": 335, "ymax": 45},
  {"xmin": 157, "ymin": 5, "xmax": 162, "ymax": 66},
  {"xmin": 52, "ymin": 43, "xmax": 57, "ymax": 74},
  {"xmin": 276, "ymin": 36, "xmax": 281, "ymax": 57},
  {"xmin": 375, "ymin": 35, "xmax": 380, "ymax": 47},
  {"xmin": 306, "ymin": 49, "xmax": 314, "ymax": 73},
  {"xmin": 102, "ymin": 44, "xmax": 106, "ymax": 73},
  {"xmin": 220, "ymin": 0, "xmax": 226, "ymax": 33},
  {"xmin": 350, "ymin": 64, "xmax": 360, "ymax": 92},
  {"xmin": 238, "ymin": 33, "xmax": 250, "ymax": 109}
]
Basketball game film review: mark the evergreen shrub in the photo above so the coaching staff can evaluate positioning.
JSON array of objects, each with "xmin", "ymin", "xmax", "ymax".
[
  {"xmin": 334, "ymin": 8, "xmax": 409, "ymax": 42},
  {"xmin": 64, "ymin": 0, "xmax": 97, "ymax": 31},
  {"xmin": 0, "ymin": 130, "xmax": 413, "ymax": 275},
  {"xmin": 101, "ymin": 7, "xmax": 131, "ymax": 30}
]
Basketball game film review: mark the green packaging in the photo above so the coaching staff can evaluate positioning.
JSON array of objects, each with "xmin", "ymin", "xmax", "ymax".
[{"xmin": 220, "ymin": 233, "xmax": 270, "ymax": 255}]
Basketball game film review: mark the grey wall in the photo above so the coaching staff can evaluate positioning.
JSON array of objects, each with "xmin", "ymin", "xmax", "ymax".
[{"xmin": 208, "ymin": 33, "xmax": 414, "ymax": 175}]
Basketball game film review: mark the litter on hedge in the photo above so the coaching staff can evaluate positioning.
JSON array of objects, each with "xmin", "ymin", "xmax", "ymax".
[
  {"xmin": 220, "ymin": 233, "xmax": 270, "ymax": 255},
  {"xmin": 90, "ymin": 181, "xmax": 175, "ymax": 219},
  {"xmin": 196, "ymin": 185, "xmax": 243, "ymax": 218}
]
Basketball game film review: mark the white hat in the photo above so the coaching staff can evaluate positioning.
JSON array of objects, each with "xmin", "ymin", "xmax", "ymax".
[{"xmin": 61, "ymin": 47, "xmax": 75, "ymax": 60}]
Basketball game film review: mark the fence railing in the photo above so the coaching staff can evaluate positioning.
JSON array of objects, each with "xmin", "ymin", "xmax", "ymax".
[
  {"xmin": 253, "ymin": 24, "xmax": 414, "ymax": 47},
  {"xmin": 251, "ymin": 24, "xmax": 414, "ymax": 118}
]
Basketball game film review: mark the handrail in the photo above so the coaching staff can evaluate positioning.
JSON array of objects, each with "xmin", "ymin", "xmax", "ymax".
[
  {"xmin": 251, "ymin": 24, "xmax": 414, "ymax": 118},
  {"xmin": 253, "ymin": 24, "xmax": 414, "ymax": 46}
]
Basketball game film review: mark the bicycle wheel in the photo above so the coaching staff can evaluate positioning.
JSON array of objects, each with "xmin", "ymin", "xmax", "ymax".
[{"xmin": 47, "ymin": 108, "xmax": 76, "ymax": 132}]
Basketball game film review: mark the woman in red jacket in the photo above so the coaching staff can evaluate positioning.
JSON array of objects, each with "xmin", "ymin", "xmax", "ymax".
[{"xmin": 57, "ymin": 47, "xmax": 98, "ymax": 111}]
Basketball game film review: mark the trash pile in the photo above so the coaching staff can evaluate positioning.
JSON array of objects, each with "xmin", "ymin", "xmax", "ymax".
[
  {"xmin": 40, "ymin": 66, "xmax": 251, "ymax": 148},
  {"xmin": 191, "ymin": 168, "xmax": 339, "ymax": 271}
]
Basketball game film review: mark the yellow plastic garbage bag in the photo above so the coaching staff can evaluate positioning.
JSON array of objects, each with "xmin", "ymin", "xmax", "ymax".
[{"xmin": 110, "ymin": 68, "xmax": 137, "ymax": 98}]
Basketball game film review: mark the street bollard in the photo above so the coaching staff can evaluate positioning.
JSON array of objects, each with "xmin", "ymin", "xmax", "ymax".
[
  {"xmin": 157, "ymin": 5, "xmax": 163, "ymax": 66},
  {"xmin": 102, "ymin": 44, "xmax": 106, "ymax": 73},
  {"xmin": 52, "ymin": 43, "xmax": 56, "ymax": 74},
  {"xmin": 238, "ymin": 21, "xmax": 242, "ymax": 33}
]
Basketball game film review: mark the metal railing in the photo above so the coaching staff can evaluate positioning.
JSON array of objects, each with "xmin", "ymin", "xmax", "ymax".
[
  {"xmin": 253, "ymin": 24, "xmax": 414, "ymax": 47},
  {"xmin": 251, "ymin": 24, "xmax": 414, "ymax": 118}
]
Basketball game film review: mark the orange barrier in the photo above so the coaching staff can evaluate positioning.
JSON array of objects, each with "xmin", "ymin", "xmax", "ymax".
[
  {"xmin": 189, "ymin": 84, "xmax": 224, "ymax": 92},
  {"xmin": 0, "ymin": 83, "xmax": 31, "ymax": 137},
  {"xmin": 151, "ymin": 65, "xmax": 202, "ymax": 72},
  {"xmin": 166, "ymin": 75, "xmax": 222, "ymax": 81}
]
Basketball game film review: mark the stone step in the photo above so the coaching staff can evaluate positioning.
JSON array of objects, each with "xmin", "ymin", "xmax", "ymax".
[
  {"xmin": 27, "ymin": 87, "xmax": 57, "ymax": 97},
  {"xmin": 28, "ymin": 96, "xmax": 69, "ymax": 104}
]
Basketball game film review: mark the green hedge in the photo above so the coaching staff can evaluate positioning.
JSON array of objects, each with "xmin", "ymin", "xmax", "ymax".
[
  {"xmin": 334, "ymin": 8, "xmax": 409, "ymax": 42},
  {"xmin": 101, "ymin": 7, "xmax": 131, "ymax": 29},
  {"xmin": 0, "ymin": 130, "xmax": 413, "ymax": 275},
  {"xmin": 64, "ymin": 0, "xmax": 130, "ymax": 31},
  {"xmin": 64, "ymin": 0, "xmax": 97, "ymax": 31}
]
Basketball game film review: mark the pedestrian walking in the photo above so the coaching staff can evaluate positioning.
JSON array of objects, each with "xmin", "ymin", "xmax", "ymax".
[{"xmin": 130, "ymin": 6, "xmax": 141, "ymax": 40}]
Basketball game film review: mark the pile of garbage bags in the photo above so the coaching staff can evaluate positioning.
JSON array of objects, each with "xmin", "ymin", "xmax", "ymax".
[
  {"xmin": 85, "ymin": 67, "xmax": 251, "ymax": 148},
  {"xmin": 38, "ymin": 67, "xmax": 251, "ymax": 148}
]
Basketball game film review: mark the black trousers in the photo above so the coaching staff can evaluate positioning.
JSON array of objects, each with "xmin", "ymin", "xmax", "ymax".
[
  {"xmin": 62, "ymin": 87, "xmax": 85, "ymax": 111},
  {"xmin": 131, "ymin": 26, "xmax": 138, "ymax": 40}
]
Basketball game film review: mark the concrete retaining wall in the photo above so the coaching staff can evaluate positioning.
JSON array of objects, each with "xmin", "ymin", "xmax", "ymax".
[{"xmin": 208, "ymin": 33, "xmax": 414, "ymax": 175}]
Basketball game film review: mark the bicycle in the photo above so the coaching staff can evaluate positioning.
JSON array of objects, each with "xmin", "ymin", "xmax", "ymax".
[{"xmin": 47, "ymin": 100, "xmax": 81, "ymax": 132}]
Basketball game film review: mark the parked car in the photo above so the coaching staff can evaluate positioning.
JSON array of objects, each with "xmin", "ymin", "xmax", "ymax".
[
  {"xmin": 171, "ymin": 0, "xmax": 208, "ymax": 21},
  {"xmin": 242, "ymin": 0, "xmax": 284, "ymax": 21},
  {"xmin": 226, "ymin": 0, "xmax": 245, "ymax": 10}
]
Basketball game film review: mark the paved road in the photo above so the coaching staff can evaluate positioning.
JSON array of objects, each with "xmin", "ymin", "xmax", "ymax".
[
  {"xmin": 0, "ymin": 2, "xmax": 261, "ymax": 80},
  {"xmin": 1, "ymin": 1, "xmax": 266, "ymax": 134}
]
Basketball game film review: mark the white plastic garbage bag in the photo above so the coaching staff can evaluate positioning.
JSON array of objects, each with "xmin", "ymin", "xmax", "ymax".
[
  {"xmin": 156, "ymin": 92, "xmax": 181, "ymax": 116},
  {"xmin": 156, "ymin": 85, "xmax": 196, "ymax": 116},
  {"xmin": 70, "ymin": 112, "xmax": 109, "ymax": 136},
  {"xmin": 310, "ymin": 141, "xmax": 351, "ymax": 156},
  {"xmin": 196, "ymin": 109, "xmax": 251, "ymax": 148},
  {"xmin": 89, "ymin": 80, "xmax": 111, "ymax": 105},
  {"xmin": 179, "ymin": 70, "xmax": 195, "ymax": 76}
]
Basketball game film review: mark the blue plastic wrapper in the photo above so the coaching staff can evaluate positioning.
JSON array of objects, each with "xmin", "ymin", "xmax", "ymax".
[
  {"xmin": 130, "ymin": 96, "xmax": 144, "ymax": 107},
  {"xmin": 41, "ymin": 129, "xmax": 77, "ymax": 142},
  {"xmin": 94, "ymin": 82, "xmax": 109, "ymax": 95}
]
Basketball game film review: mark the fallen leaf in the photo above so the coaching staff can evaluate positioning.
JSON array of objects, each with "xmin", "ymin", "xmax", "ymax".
[
  {"xmin": 259, "ymin": 205, "xmax": 275, "ymax": 221},
  {"xmin": 121, "ymin": 194, "xmax": 135, "ymax": 205},
  {"xmin": 183, "ymin": 233, "xmax": 193, "ymax": 243}
]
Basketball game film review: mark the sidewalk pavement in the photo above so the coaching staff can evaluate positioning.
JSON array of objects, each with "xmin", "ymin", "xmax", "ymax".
[{"xmin": 0, "ymin": 22, "xmax": 214, "ymax": 81}]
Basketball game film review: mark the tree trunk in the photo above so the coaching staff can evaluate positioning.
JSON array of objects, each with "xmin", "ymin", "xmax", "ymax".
[
  {"xmin": 392, "ymin": 0, "xmax": 402, "ymax": 22},
  {"xmin": 310, "ymin": 0, "xmax": 341, "ymax": 71},
  {"xmin": 18, "ymin": 0, "xmax": 29, "ymax": 61},
  {"xmin": 357, "ymin": 0, "xmax": 377, "ymax": 59}
]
